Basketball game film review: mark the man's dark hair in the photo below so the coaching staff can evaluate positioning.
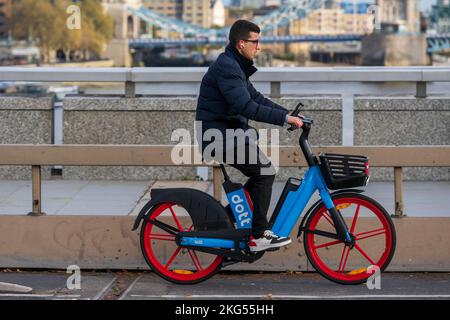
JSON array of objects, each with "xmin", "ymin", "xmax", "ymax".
[{"xmin": 229, "ymin": 20, "xmax": 260, "ymax": 47}]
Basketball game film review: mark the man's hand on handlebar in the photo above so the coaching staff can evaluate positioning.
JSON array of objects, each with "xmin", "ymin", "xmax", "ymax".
[{"xmin": 287, "ymin": 115, "xmax": 303, "ymax": 129}]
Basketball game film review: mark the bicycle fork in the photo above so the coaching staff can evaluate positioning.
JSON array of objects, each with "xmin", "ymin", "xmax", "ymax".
[
  {"xmin": 318, "ymin": 188, "xmax": 352, "ymax": 243},
  {"xmin": 328, "ymin": 207, "xmax": 352, "ymax": 243}
]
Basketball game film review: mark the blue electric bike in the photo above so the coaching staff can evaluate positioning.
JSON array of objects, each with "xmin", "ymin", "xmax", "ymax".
[{"xmin": 132, "ymin": 103, "xmax": 396, "ymax": 285}]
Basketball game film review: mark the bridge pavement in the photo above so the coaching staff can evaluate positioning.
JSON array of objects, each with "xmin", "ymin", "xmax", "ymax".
[{"xmin": 0, "ymin": 270, "xmax": 449, "ymax": 300}]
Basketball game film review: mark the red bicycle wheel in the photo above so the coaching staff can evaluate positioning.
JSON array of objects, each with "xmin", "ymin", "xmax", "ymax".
[
  {"xmin": 304, "ymin": 193, "xmax": 396, "ymax": 285},
  {"xmin": 140, "ymin": 202, "xmax": 223, "ymax": 284}
]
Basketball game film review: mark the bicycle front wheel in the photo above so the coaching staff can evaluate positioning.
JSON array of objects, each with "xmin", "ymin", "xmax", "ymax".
[{"xmin": 303, "ymin": 193, "xmax": 396, "ymax": 285}]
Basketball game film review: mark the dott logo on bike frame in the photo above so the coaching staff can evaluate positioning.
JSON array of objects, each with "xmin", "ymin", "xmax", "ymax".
[{"xmin": 227, "ymin": 190, "xmax": 253, "ymax": 228}]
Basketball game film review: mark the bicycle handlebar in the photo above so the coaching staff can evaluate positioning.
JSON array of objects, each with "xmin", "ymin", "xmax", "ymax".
[
  {"xmin": 287, "ymin": 102, "xmax": 316, "ymax": 166},
  {"xmin": 287, "ymin": 102, "xmax": 314, "ymax": 132}
]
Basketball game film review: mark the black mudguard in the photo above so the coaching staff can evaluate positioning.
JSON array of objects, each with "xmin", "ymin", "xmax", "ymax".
[
  {"xmin": 296, "ymin": 189, "xmax": 365, "ymax": 238},
  {"xmin": 132, "ymin": 188, "xmax": 234, "ymax": 232}
]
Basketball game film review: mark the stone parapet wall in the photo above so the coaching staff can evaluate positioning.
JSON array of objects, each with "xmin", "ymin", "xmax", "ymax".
[
  {"xmin": 0, "ymin": 95, "xmax": 54, "ymax": 179},
  {"xmin": 62, "ymin": 95, "xmax": 342, "ymax": 181},
  {"xmin": 63, "ymin": 96, "xmax": 199, "ymax": 180},
  {"xmin": 0, "ymin": 94, "xmax": 448, "ymax": 182},
  {"xmin": 354, "ymin": 96, "xmax": 450, "ymax": 181}
]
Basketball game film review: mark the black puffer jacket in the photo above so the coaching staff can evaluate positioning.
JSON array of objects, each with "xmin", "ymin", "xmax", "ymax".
[{"xmin": 196, "ymin": 44, "xmax": 288, "ymax": 140}]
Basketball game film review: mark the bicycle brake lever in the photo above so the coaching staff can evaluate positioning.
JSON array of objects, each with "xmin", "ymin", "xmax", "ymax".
[
  {"xmin": 290, "ymin": 102, "xmax": 304, "ymax": 118},
  {"xmin": 288, "ymin": 102, "xmax": 305, "ymax": 132}
]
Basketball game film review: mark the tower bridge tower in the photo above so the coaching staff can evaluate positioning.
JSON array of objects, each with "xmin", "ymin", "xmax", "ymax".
[
  {"xmin": 102, "ymin": 0, "xmax": 143, "ymax": 66},
  {"xmin": 362, "ymin": 0, "xmax": 425, "ymax": 65},
  {"xmin": 376, "ymin": 0, "xmax": 420, "ymax": 34}
]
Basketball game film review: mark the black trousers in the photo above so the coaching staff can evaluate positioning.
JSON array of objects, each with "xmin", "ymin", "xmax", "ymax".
[{"xmin": 222, "ymin": 143, "xmax": 276, "ymax": 238}]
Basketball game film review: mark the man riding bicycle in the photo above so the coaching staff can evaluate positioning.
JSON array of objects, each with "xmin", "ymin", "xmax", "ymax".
[{"xmin": 195, "ymin": 20, "xmax": 303, "ymax": 252}]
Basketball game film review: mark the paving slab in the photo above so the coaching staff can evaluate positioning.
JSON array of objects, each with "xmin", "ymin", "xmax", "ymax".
[{"xmin": 0, "ymin": 180, "xmax": 151, "ymax": 216}]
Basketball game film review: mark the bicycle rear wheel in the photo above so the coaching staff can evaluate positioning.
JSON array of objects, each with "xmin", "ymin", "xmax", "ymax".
[
  {"xmin": 140, "ymin": 202, "xmax": 223, "ymax": 284},
  {"xmin": 303, "ymin": 193, "xmax": 396, "ymax": 285}
]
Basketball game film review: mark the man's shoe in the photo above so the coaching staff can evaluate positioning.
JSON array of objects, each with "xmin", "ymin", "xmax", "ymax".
[{"xmin": 248, "ymin": 230, "xmax": 292, "ymax": 252}]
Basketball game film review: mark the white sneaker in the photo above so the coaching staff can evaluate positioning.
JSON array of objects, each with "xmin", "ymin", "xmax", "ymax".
[{"xmin": 248, "ymin": 230, "xmax": 292, "ymax": 252}]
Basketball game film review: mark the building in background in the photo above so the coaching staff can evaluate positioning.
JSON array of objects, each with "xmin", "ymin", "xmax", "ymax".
[
  {"xmin": 227, "ymin": 0, "xmax": 242, "ymax": 7},
  {"xmin": 241, "ymin": 0, "xmax": 265, "ymax": 9},
  {"xmin": 143, "ymin": 0, "xmax": 183, "ymax": 20},
  {"xmin": 0, "ymin": 0, "xmax": 11, "ymax": 38},
  {"xmin": 336, "ymin": 0, "xmax": 375, "ymax": 34},
  {"xmin": 265, "ymin": 0, "xmax": 281, "ymax": 7},
  {"xmin": 144, "ymin": 0, "xmax": 229, "ymax": 29},
  {"xmin": 376, "ymin": 0, "xmax": 421, "ymax": 33},
  {"xmin": 182, "ymin": 0, "xmax": 212, "ymax": 28},
  {"xmin": 431, "ymin": 0, "xmax": 450, "ymax": 33},
  {"xmin": 287, "ymin": 0, "xmax": 421, "ymax": 35},
  {"xmin": 144, "ymin": 0, "xmax": 216, "ymax": 29},
  {"xmin": 285, "ymin": 1, "xmax": 374, "ymax": 66},
  {"xmin": 289, "ymin": 1, "xmax": 373, "ymax": 35},
  {"xmin": 211, "ymin": 0, "xmax": 226, "ymax": 27}
]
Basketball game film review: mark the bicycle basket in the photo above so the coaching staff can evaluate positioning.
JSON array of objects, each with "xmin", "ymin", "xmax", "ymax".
[{"xmin": 318, "ymin": 153, "xmax": 369, "ymax": 190}]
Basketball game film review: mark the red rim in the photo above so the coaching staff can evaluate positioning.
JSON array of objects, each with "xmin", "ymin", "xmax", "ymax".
[
  {"xmin": 305, "ymin": 197, "xmax": 394, "ymax": 283},
  {"xmin": 142, "ymin": 203, "xmax": 223, "ymax": 282}
]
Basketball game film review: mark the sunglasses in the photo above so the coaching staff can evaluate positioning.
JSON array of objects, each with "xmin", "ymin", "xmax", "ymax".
[{"xmin": 243, "ymin": 39, "xmax": 260, "ymax": 45}]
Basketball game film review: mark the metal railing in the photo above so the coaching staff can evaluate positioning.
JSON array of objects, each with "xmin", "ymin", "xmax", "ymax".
[
  {"xmin": 2, "ymin": 66, "xmax": 450, "ymax": 147},
  {"xmin": 1, "ymin": 66, "xmax": 450, "ymax": 98},
  {"xmin": 0, "ymin": 144, "xmax": 448, "ymax": 218}
]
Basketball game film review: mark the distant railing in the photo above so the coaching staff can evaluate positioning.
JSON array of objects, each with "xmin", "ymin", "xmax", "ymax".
[
  {"xmin": 1, "ymin": 66, "xmax": 450, "ymax": 98},
  {"xmin": 0, "ymin": 144, "xmax": 448, "ymax": 218}
]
